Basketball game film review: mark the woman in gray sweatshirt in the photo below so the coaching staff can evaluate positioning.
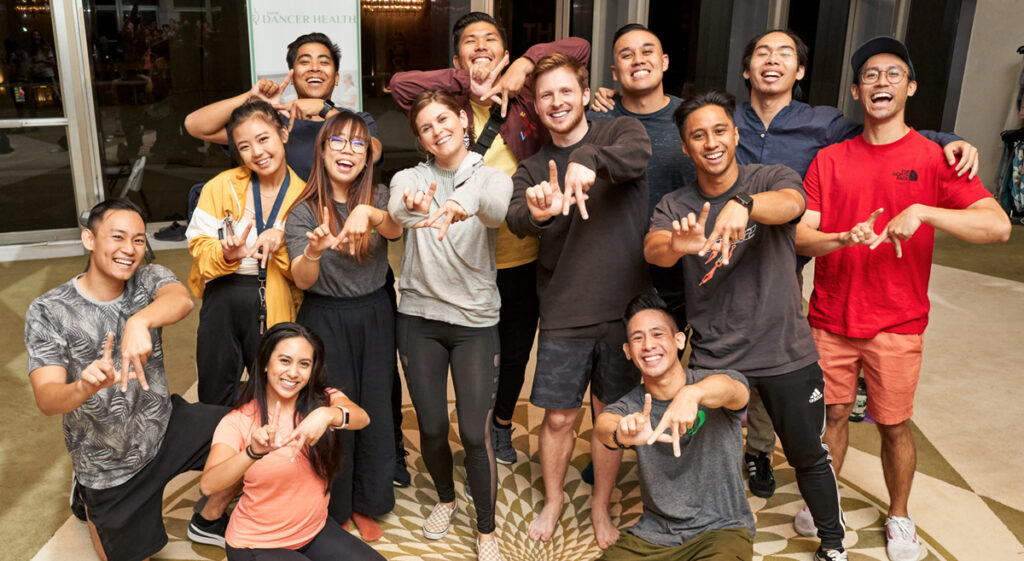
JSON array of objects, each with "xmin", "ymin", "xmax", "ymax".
[{"xmin": 388, "ymin": 90, "xmax": 512, "ymax": 561}]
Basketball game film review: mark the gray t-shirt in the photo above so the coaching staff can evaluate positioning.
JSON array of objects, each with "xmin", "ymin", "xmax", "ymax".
[
  {"xmin": 24, "ymin": 265, "xmax": 179, "ymax": 489},
  {"xmin": 650, "ymin": 164, "xmax": 819, "ymax": 377},
  {"xmin": 604, "ymin": 369, "xmax": 755, "ymax": 546},
  {"xmin": 285, "ymin": 185, "xmax": 391, "ymax": 299}
]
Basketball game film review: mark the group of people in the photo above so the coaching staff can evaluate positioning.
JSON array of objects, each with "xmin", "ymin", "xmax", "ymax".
[{"xmin": 25, "ymin": 12, "xmax": 1011, "ymax": 561}]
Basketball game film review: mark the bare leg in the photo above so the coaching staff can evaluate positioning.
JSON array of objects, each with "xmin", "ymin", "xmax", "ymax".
[
  {"xmin": 878, "ymin": 420, "xmax": 916, "ymax": 518},
  {"xmin": 823, "ymin": 402, "xmax": 855, "ymax": 475},
  {"xmin": 589, "ymin": 397, "xmax": 622, "ymax": 549},
  {"xmin": 528, "ymin": 408, "xmax": 579, "ymax": 542}
]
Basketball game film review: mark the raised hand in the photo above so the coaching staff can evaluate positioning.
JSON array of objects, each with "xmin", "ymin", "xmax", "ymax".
[
  {"xmin": 119, "ymin": 317, "xmax": 153, "ymax": 392},
  {"xmin": 647, "ymin": 385, "xmax": 703, "ymax": 457},
  {"xmin": 839, "ymin": 208, "xmax": 883, "ymax": 247},
  {"xmin": 403, "ymin": 181, "xmax": 437, "ymax": 215},
  {"xmin": 337, "ymin": 204, "xmax": 382, "ymax": 255},
  {"xmin": 80, "ymin": 332, "xmax": 118, "ymax": 395},
  {"xmin": 305, "ymin": 206, "xmax": 343, "ymax": 257},
  {"xmin": 417, "ymin": 200, "xmax": 468, "ymax": 241},
  {"xmin": 525, "ymin": 160, "xmax": 567, "ymax": 222},
  {"xmin": 248, "ymin": 227, "xmax": 285, "ymax": 269},
  {"xmin": 670, "ymin": 202, "xmax": 711, "ymax": 256},
  {"xmin": 562, "ymin": 162, "xmax": 596, "ymax": 219},
  {"xmin": 616, "ymin": 393, "xmax": 673, "ymax": 448},
  {"xmin": 251, "ymin": 70, "xmax": 292, "ymax": 105},
  {"xmin": 589, "ymin": 86, "xmax": 617, "ymax": 112},
  {"xmin": 870, "ymin": 204, "xmax": 925, "ymax": 258},
  {"xmin": 943, "ymin": 140, "xmax": 979, "ymax": 179},
  {"xmin": 278, "ymin": 406, "xmax": 335, "ymax": 460},
  {"xmin": 273, "ymin": 98, "xmax": 328, "ymax": 131},
  {"xmin": 221, "ymin": 220, "xmax": 253, "ymax": 263},
  {"xmin": 470, "ymin": 52, "xmax": 510, "ymax": 105},
  {"xmin": 700, "ymin": 199, "xmax": 750, "ymax": 265},
  {"xmin": 249, "ymin": 401, "xmax": 286, "ymax": 457},
  {"xmin": 481, "ymin": 54, "xmax": 529, "ymax": 118}
]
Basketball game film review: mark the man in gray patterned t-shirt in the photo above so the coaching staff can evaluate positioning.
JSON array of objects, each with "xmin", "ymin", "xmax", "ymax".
[{"xmin": 25, "ymin": 199, "xmax": 234, "ymax": 561}]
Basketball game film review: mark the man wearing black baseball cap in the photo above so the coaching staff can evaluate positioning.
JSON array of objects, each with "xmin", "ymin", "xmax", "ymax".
[{"xmin": 796, "ymin": 36, "xmax": 1010, "ymax": 561}]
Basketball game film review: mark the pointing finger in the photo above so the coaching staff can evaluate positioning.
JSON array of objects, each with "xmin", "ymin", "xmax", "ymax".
[
  {"xmin": 102, "ymin": 332, "xmax": 114, "ymax": 362},
  {"xmin": 865, "ymin": 208, "xmax": 884, "ymax": 227},
  {"xmin": 671, "ymin": 423, "xmax": 681, "ymax": 457},
  {"xmin": 892, "ymin": 235, "xmax": 902, "ymax": 258},
  {"xmin": 280, "ymin": 69, "xmax": 293, "ymax": 91},
  {"xmin": 547, "ymin": 160, "xmax": 559, "ymax": 188},
  {"xmin": 642, "ymin": 393, "xmax": 652, "ymax": 421},
  {"xmin": 133, "ymin": 356, "xmax": 149, "ymax": 391}
]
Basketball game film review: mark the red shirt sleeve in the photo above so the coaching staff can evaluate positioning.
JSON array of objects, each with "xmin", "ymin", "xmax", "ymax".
[
  {"xmin": 803, "ymin": 154, "xmax": 823, "ymax": 212},
  {"xmin": 936, "ymin": 163, "xmax": 992, "ymax": 210}
]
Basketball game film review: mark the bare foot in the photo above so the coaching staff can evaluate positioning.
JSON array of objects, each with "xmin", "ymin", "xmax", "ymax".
[
  {"xmin": 591, "ymin": 507, "xmax": 619, "ymax": 549},
  {"xmin": 528, "ymin": 501, "xmax": 563, "ymax": 542},
  {"xmin": 352, "ymin": 511, "xmax": 383, "ymax": 542}
]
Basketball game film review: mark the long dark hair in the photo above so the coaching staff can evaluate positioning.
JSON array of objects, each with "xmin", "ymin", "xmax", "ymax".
[
  {"xmin": 289, "ymin": 112, "xmax": 377, "ymax": 262},
  {"xmin": 236, "ymin": 322, "xmax": 342, "ymax": 489}
]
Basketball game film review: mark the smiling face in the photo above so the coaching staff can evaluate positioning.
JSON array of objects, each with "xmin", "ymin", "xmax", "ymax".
[
  {"xmin": 292, "ymin": 42, "xmax": 339, "ymax": 100},
  {"xmin": 623, "ymin": 309, "xmax": 686, "ymax": 380},
  {"xmin": 534, "ymin": 66, "xmax": 590, "ymax": 138},
  {"xmin": 852, "ymin": 53, "xmax": 916, "ymax": 123},
  {"xmin": 680, "ymin": 104, "xmax": 739, "ymax": 178},
  {"xmin": 233, "ymin": 116, "xmax": 288, "ymax": 179},
  {"xmin": 265, "ymin": 336, "xmax": 315, "ymax": 402},
  {"xmin": 453, "ymin": 21, "xmax": 508, "ymax": 71},
  {"xmin": 611, "ymin": 29, "xmax": 668, "ymax": 96},
  {"xmin": 82, "ymin": 209, "xmax": 147, "ymax": 283},
  {"xmin": 322, "ymin": 121, "xmax": 368, "ymax": 188},
  {"xmin": 414, "ymin": 101, "xmax": 469, "ymax": 165},
  {"xmin": 743, "ymin": 31, "xmax": 805, "ymax": 99}
]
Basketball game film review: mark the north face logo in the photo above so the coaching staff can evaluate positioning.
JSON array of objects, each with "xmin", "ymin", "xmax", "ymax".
[{"xmin": 893, "ymin": 169, "xmax": 918, "ymax": 181}]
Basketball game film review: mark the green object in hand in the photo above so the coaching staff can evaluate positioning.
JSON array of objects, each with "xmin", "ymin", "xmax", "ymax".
[{"xmin": 687, "ymin": 410, "xmax": 706, "ymax": 436}]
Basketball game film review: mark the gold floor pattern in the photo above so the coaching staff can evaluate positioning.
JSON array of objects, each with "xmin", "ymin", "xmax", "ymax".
[{"xmin": 143, "ymin": 401, "xmax": 950, "ymax": 561}]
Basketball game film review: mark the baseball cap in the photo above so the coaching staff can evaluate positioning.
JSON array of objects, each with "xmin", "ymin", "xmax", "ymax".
[{"xmin": 850, "ymin": 36, "xmax": 916, "ymax": 83}]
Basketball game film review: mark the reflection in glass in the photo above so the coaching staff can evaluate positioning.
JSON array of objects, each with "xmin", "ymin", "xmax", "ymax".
[
  {"xmin": 84, "ymin": 1, "xmax": 251, "ymax": 221},
  {"xmin": 1, "ymin": 6, "xmax": 65, "ymax": 120},
  {"xmin": 0, "ymin": 126, "xmax": 78, "ymax": 233}
]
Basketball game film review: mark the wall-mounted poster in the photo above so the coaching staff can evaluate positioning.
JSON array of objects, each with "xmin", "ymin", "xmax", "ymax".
[{"xmin": 247, "ymin": 1, "xmax": 361, "ymax": 110}]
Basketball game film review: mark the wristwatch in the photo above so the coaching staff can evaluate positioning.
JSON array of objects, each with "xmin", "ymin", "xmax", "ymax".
[
  {"xmin": 318, "ymin": 99, "xmax": 336, "ymax": 119},
  {"xmin": 730, "ymin": 191, "xmax": 754, "ymax": 213},
  {"xmin": 331, "ymin": 405, "xmax": 349, "ymax": 429}
]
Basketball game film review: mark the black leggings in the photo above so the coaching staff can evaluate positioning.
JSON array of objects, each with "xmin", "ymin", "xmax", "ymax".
[
  {"xmin": 750, "ymin": 361, "xmax": 845, "ymax": 550},
  {"xmin": 494, "ymin": 261, "xmax": 540, "ymax": 422},
  {"xmin": 225, "ymin": 519, "xmax": 384, "ymax": 561},
  {"xmin": 397, "ymin": 313, "xmax": 500, "ymax": 534},
  {"xmin": 196, "ymin": 274, "xmax": 260, "ymax": 406}
]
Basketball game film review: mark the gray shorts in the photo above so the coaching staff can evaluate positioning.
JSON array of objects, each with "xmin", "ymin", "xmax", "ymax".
[{"xmin": 530, "ymin": 321, "xmax": 640, "ymax": 410}]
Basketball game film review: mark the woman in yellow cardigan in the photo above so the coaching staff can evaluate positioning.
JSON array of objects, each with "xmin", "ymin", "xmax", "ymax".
[{"xmin": 186, "ymin": 98, "xmax": 304, "ymax": 406}]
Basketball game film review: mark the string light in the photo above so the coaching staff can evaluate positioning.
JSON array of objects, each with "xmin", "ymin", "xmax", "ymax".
[{"xmin": 361, "ymin": 0, "xmax": 426, "ymax": 14}]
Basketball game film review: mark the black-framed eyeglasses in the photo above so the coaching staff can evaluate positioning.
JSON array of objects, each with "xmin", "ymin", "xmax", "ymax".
[
  {"xmin": 328, "ymin": 136, "xmax": 368, "ymax": 153},
  {"xmin": 860, "ymin": 67, "xmax": 908, "ymax": 85}
]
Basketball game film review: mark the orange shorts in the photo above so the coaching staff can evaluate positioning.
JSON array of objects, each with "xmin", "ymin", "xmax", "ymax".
[{"xmin": 811, "ymin": 327, "xmax": 924, "ymax": 425}]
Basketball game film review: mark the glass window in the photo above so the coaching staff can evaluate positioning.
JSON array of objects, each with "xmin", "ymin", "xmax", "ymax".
[
  {"xmin": 0, "ymin": 126, "xmax": 79, "ymax": 233},
  {"xmin": 1, "ymin": 5, "xmax": 64, "ymax": 120},
  {"xmin": 84, "ymin": 1, "xmax": 252, "ymax": 222},
  {"xmin": 361, "ymin": 1, "xmax": 471, "ymax": 184}
]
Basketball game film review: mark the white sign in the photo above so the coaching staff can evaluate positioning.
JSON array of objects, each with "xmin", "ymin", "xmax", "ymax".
[{"xmin": 247, "ymin": 1, "xmax": 362, "ymax": 110}]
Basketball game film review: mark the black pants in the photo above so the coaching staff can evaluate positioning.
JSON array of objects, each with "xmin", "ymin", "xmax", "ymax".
[
  {"xmin": 494, "ymin": 261, "xmax": 540, "ymax": 422},
  {"xmin": 750, "ymin": 361, "xmax": 845, "ymax": 550},
  {"xmin": 297, "ymin": 290, "xmax": 396, "ymax": 520},
  {"xmin": 385, "ymin": 266, "xmax": 405, "ymax": 448},
  {"xmin": 196, "ymin": 274, "xmax": 261, "ymax": 406},
  {"xmin": 226, "ymin": 519, "xmax": 384, "ymax": 561},
  {"xmin": 397, "ymin": 314, "xmax": 500, "ymax": 534}
]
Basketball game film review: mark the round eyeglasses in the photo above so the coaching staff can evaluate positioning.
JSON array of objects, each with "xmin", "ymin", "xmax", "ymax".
[
  {"xmin": 860, "ymin": 67, "xmax": 908, "ymax": 85},
  {"xmin": 328, "ymin": 136, "xmax": 368, "ymax": 153}
]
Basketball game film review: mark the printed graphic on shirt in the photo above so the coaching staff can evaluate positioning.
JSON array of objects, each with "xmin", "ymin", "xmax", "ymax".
[
  {"xmin": 699, "ymin": 224, "xmax": 757, "ymax": 286},
  {"xmin": 893, "ymin": 169, "xmax": 919, "ymax": 182},
  {"xmin": 520, "ymin": 111, "xmax": 537, "ymax": 142}
]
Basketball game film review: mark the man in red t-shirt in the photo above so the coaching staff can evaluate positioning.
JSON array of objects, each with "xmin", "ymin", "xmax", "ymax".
[{"xmin": 795, "ymin": 36, "xmax": 1010, "ymax": 561}]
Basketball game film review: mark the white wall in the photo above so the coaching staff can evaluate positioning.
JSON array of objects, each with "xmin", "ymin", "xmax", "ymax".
[{"xmin": 954, "ymin": 0, "xmax": 1023, "ymax": 190}]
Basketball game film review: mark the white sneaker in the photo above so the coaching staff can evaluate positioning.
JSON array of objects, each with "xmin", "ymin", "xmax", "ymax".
[
  {"xmin": 794, "ymin": 505, "xmax": 818, "ymax": 537},
  {"xmin": 885, "ymin": 516, "xmax": 921, "ymax": 561}
]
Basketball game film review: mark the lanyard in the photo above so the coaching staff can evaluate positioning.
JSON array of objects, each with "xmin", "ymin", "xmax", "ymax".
[
  {"xmin": 250, "ymin": 172, "xmax": 289, "ymax": 333},
  {"xmin": 251, "ymin": 172, "xmax": 291, "ymax": 234}
]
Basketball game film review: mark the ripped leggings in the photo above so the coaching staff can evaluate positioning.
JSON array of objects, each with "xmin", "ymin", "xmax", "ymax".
[{"xmin": 397, "ymin": 313, "xmax": 500, "ymax": 534}]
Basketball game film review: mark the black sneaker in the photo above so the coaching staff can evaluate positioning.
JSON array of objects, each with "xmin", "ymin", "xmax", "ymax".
[
  {"xmin": 814, "ymin": 547, "xmax": 847, "ymax": 561},
  {"xmin": 154, "ymin": 221, "xmax": 187, "ymax": 241},
  {"xmin": 187, "ymin": 512, "xmax": 228, "ymax": 548},
  {"xmin": 849, "ymin": 378, "xmax": 868, "ymax": 422},
  {"xmin": 393, "ymin": 442, "xmax": 411, "ymax": 488},
  {"xmin": 745, "ymin": 451, "xmax": 776, "ymax": 498},
  {"xmin": 492, "ymin": 423, "xmax": 517, "ymax": 465}
]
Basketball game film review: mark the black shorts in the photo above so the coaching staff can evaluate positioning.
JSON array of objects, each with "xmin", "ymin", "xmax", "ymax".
[
  {"xmin": 530, "ymin": 321, "xmax": 640, "ymax": 410},
  {"xmin": 75, "ymin": 395, "xmax": 228, "ymax": 561}
]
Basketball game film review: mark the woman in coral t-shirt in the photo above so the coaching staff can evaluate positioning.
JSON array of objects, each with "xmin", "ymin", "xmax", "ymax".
[{"xmin": 199, "ymin": 322, "xmax": 384, "ymax": 560}]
